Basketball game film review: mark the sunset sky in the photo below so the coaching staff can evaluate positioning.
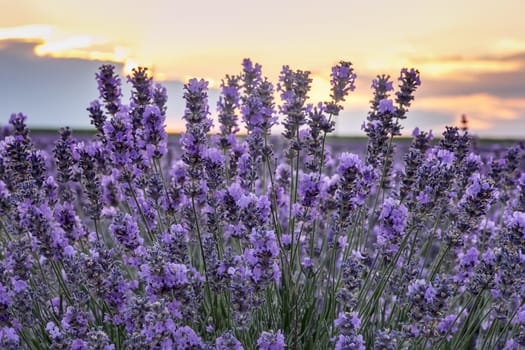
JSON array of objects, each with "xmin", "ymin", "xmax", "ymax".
[{"xmin": 1, "ymin": 0, "xmax": 525, "ymax": 137}]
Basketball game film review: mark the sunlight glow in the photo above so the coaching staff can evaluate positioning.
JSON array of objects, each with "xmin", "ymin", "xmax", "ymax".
[
  {"xmin": 411, "ymin": 59, "xmax": 523, "ymax": 78},
  {"xmin": 308, "ymin": 74, "xmax": 332, "ymax": 104},
  {"xmin": 123, "ymin": 59, "xmax": 139, "ymax": 76},
  {"xmin": 494, "ymin": 38, "xmax": 525, "ymax": 55},
  {"xmin": 34, "ymin": 35, "xmax": 102, "ymax": 56},
  {"xmin": 0, "ymin": 24, "xmax": 54, "ymax": 41},
  {"xmin": 0, "ymin": 25, "xmax": 146, "ymax": 77}
]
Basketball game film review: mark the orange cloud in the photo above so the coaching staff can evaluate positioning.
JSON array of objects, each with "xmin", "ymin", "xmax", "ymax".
[
  {"xmin": 0, "ymin": 24, "xmax": 53, "ymax": 41},
  {"xmin": 405, "ymin": 51, "xmax": 525, "ymax": 81},
  {"xmin": 0, "ymin": 25, "xmax": 143, "ymax": 77},
  {"xmin": 493, "ymin": 38, "xmax": 525, "ymax": 55},
  {"xmin": 34, "ymin": 34, "xmax": 104, "ymax": 56},
  {"xmin": 419, "ymin": 60, "xmax": 522, "ymax": 79},
  {"xmin": 417, "ymin": 93, "xmax": 525, "ymax": 130}
]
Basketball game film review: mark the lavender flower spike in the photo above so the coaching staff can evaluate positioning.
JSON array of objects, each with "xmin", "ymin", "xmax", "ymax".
[
  {"xmin": 257, "ymin": 330, "xmax": 285, "ymax": 350},
  {"xmin": 140, "ymin": 104, "xmax": 167, "ymax": 160},
  {"xmin": 326, "ymin": 60, "xmax": 356, "ymax": 115},
  {"xmin": 96, "ymin": 65, "xmax": 122, "ymax": 116},
  {"xmin": 395, "ymin": 67, "xmax": 421, "ymax": 114}
]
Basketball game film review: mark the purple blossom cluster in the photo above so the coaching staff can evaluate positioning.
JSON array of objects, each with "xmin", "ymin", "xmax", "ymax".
[
  {"xmin": 376, "ymin": 198, "xmax": 408, "ymax": 261},
  {"xmin": 0, "ymin": 59, "xmax": 524, "ymax": 350}
]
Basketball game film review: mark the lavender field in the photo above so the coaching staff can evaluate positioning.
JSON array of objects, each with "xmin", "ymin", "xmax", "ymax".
[{"xmin": 0, "ymin": 61, "xmax": 524, "ymax": 350}]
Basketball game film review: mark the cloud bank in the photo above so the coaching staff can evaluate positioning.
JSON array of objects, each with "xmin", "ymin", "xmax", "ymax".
[{"xmin": 1, "ymin": 38, "xmax": 524, "ymax": 138}]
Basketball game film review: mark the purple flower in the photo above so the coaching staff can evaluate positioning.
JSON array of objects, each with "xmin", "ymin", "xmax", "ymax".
[
  {"xmin": 103, "ymin": 109, "xmax": 136, "ymax": 168},
  {"xmin": 96, "ymin": 65, "xmax": 122, "ymax": 115},
  {"xmin": 460, "ymin": 247, "xmax": 479, "ymax": 268},
  {"xmin": 240, "ymin": 60, "xmax": 264, "ymax": 133},
  {"xmin": 325, "ymin": 61, "xmax": 356, "ymax": 116},
  {"xmin": 152, "ymin": 83, "xmax": 168, "ymax": 115},
  {"xmin": 437, "ymin": 314, "xmax": 460, "ymax": 340},
  {"xmin": 0, "ymin": 180, "xmax": 10, "ymax": 213},
  {"xmin": 216, "ymin": 331, "xmax": 244, "ymax": 350},
  {"xmin": 436, "ymin": 149, "xmax": 455, "ymax": 167},
  {"xmin": 396, "ymin": 67, "xmax": 421, "ymax": 111},
  {"xmin": 205, "ymin": 147, "xmax": 225, "ymax": 165},
  {"xmin": 237, "ymin": 61, "xmax": 276, "ymax": 189},
  {"xmin": 87, "ymin": 100, "xmax": 106, "ymax": 135},
  {"xmin": 407, "ymin": 279, "xmax": 426, "ymax": 295},
  {"xmin": 0, "ymin": 126, "xmax": 34, "ymax": 191},
  {"xmin": 510, "ymin": 211, "xmax": 525, "ymax": 239},
  {"xmin": 242, "ymin": 58, "xmax": 262, "ymax": 94},
  {"xmin": 372, "ymin": 76, "xmax": 393, "ymax": 92},
  {"xmin": 378, "ymin": 99, "xmax": 396, "ymax": 114},
  {"xmin": 8, "ymin": 112, "xmax": 29, "ymax": 136},
  {"xmin": 363, "ymin": 73, "xmax": 400, "ymax": 168},
  {"xmin": 11, "ymin": 279, "xmax": 27, "ymax": 293},
  {"xmin": 514, "ymin": 304, "xmax": 525, "ymax": 325},
  {"xmin": 481, "ymin": 248, "xmax": 496, "ymax": 265},
  {"xmin": 458, "ymin": 172, "xmax": 495, "ymax": 220},
  {"xmin": 185, "ymin": 79, "xmax": 210, "ymax": 104},
  {"xmin": 504, "ymin": 339, "xmax": 520, "ymax": 350},
  {"xmin": 330, "ymin": 61, "xmax": 356, "ymax": 104},
  {"xmin": 334, "ymin": 153, "xmax": 374, "ymax": 228},
  {"xmin": 338, "ymin": 152, "xmax": 361, "ymax": 173},
  {"xmin": 334, "ymin": 312, "xmax": 364, "ymax": 350},
  {"xmin": 204, "ymin": 147, "xmax": 225, "ymax": 190},
  {"xmin": 370, "ymin": 75, "xmax": 393, "ymax": 111},
  {"xmin": 424, "ymin": 283, "xmax": 436, "ymax": 303},
  {"xmin": 163, "ymin": 263, "xmax": 190, "ymax": 287},
  {"xmin": 373, "ymin": 329, "xmax": 397, "ymax": 350},
  {"xmin": 305, "ymin": 103, "xmax": 336, "ymax": 170},
  {"xmin": 237, "ymin": 193, "xmax": 271, "ymax": 232},
  {"xmin": 101, "ymin": 173, "xmax": 124, "ymax": 207},
  {"xmin": 54, "ymin": 202, "xmax": 86, "ymax": 241},
  {"xmin": 229, "ymin": 262, "xmax": 257, "ymax": 327},
  {"xmin": 140, "ymin": 104, "xmax": 167, "ymax": 159},
  {"xmin": 405, "ymin": 278, "xmax": 451, "ymax": 324},
  {"xmin": 415, "ymin": 189, "xmax": 431, "ymax": 204},
  {"xmin": 139, "ymin": 243, "xmax": 203, "ymax": 321},
  {"xmin": 439, "ymin": 126, "xmax": 471, "ymax": 162},
  {"xmin": 53, "ymin": 127, "xmax": 78, "ymax": 191},
  {"xmin": 217, "ymin": 75, "xmax": 241, "ymax": 149},
  {"xmin": 377, "ymin": 198, "xmax": 408, "ymax": 259},
  {"xmin": 0, "ymin": 283, "xmax": 12, "ymax": 307},
  {"xmin": 18, "ymin": 201, "xmax": 70, "ymax": 259},
  {"xmin": 173, "ymin": 326, "xmax": 203, "ymax": 349},
  {"xmin": 257, "ymin": 330, "xmax": 285, "ymax": 350},
  {"xmin": 181, "ymin": 78, "xmax": 213, "ymax": 196},
  {"xmin": 334, "ymin": 334, "xmax": 365, "ymax": 350},
  {"xmin": 281, "ymin": 234, "xmax": 291, "ymax": 247},
  {"xmin": 301, "ymin": 256, "xmax": 313, "ymax": 269},
  {"xmin": 0, "ymin": 326, "xmax": 19, "ymax": 346},
  {"xmin": 245, "ymin": 229, "xmax": 281, "ymax": 286},
  {"xmin": 109, "ymin": 212, "xmax": 144, "ymax": 251},
  {"xmin": 277, "ymin": 65, "xmax": 312, "ymax": 142},
  {"xmin": 128, "ymin": 67, "xmax": 153, "ymax": 130},
  {"xmin": 335, "ymin": 311, "xmax": 361, "ymax": 333},
  {"xmin": 61, "ymin": 306, "xmax": 93, "ymax": 337},
  {"xmin": 71, "ymin": 339, "xmax": 88, "ymax": 350},
  {"xmin": 46, "ymin": 322, "xmax": 62, "ymax": 339},
  {"xmin": 400, "ymin": 128, "xmax": 434, "ymax": 201}
]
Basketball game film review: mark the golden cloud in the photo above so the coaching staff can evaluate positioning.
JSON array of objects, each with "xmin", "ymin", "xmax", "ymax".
[
  {"xmin": 0, "ymin": 25, "xmax": 142, "ymax": 77},
  {"xmin": 417, "ymin": 93, "xmax": 525, "ymax": 130}
]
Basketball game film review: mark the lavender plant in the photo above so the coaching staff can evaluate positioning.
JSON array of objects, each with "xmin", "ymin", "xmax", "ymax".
[{"xmin": 0, "ymin": 59, "xmax": 524, "ymax": 350}]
